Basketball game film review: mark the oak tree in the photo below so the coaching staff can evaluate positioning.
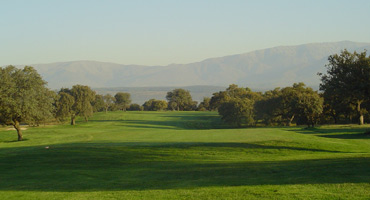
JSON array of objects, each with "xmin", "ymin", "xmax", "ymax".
[
  {"xmin": 319, "ymin": 50, "xmax": 370, "ymax": 125},
  {"xmin": 114, "ymin": 92, "xmax": 131, "ymax": 111},
  {"xmin": 166, "ymin": 89, "xmax": 193, "ymax": 111},
  {"xmin": 0, "ymin": 66, "xmax": 54, "ymax": 141}
]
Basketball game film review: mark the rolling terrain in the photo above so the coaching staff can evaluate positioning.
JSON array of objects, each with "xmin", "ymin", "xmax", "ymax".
[{"xmin": 0, "ymin": 111, "xmax": 369, "ymax": 199}]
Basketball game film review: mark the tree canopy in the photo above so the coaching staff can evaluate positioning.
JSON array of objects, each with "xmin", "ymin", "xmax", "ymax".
[
  {"xmin": 197, "ymin": 97, "xmax": 211, "ymax": 111},
  {"xmin": 143, "ymin": 99, "xmax": 168, "ymax": 111},
  {"xmin": 102, "ymin": 94, "xmax": 115, "ymax": 113},
  {"xmin": 218, "ymin": 97, "xmax": 254, "ymax": 127},
  {"xmin": 319, "ymin": 49, "xmax": 370, "ymax": 125},
  {"xmin": 166, "ymin": 89, "xmax": 193, "ymax": 111},
  {"xmin": 92, "ymin": 94, "xmax": 105, "ymax": 112},
  {"xmin": 114, "ymin": 92, "xmax": 131, "ymax": 111},
  {"xmin": 215, "ymin": 85, "xmax": 260, "ymax": 127},
  {"xmin": 254, "ymin": 83, "xmax": 323, "ymax": 127},
  {"xmin": 0, "ymin": 66, "xmax": 54, "ymax": 140},
  {"xmin": 56, "ymin": 85, "xmax": 96, "ymax": 125}
]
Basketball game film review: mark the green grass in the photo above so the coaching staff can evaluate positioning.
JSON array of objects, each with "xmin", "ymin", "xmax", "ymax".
[{"xmin": 0, "ymin": 111, "xmax": 369, "ymax": 199}]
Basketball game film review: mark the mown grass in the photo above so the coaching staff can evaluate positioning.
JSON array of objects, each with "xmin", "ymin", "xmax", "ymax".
[{"xmin": 0, "ymin": 111, "xmax": 369, "ymax": 199}]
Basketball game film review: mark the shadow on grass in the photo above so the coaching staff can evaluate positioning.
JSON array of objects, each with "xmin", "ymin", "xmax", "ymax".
[
  {"xmin": 291, "ymin": 127, "xmax": 370, "ymax": 139},
  {"xmin": 1, "ymin": 138, "xmax": 30, "ymax": 143},
  {"xmin": 89, "ymin": 113, "xmax": 227, "ymax": 130},
  {"xmin": 318, "ymin": 133, "xmax": 370, "ymax": 139},
  {"xmin": 0, "ymin": 142, "xmax": 367, "ymax": 192}
]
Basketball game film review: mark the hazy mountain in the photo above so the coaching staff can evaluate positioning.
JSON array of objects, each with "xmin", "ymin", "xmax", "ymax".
[{"xmin": 27, "ymin": 41, "xmax": 370, "ymax": 90}]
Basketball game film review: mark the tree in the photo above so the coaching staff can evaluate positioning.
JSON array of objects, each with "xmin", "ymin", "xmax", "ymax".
[
  {"xmin": 218, "ymin": 98, "xmax": 254, "ymax": 127},
  {"xmin": 70, "ymin": 85, "xmax": 96, "ymax": 124},
  {"xmin": 166, "ymin": 89, "xmax": 193, "ymax": 111},
  {"xmin": 321, "ymin": 89, "xmax": 354, "ymax": 124},
  {"xmin": 28, "ymin": 88, "xmax": 56, "ymax": 127},
  {"xmin": 0, "ymin": 66, "xmax": 54, "ymax": 141},
  {"xmin": 152, "ymin": 100, "xmax": 168, "ymax": 111},
  {"xmin": 214, "ymin": 85, "xmax": 259, "ymax": 127},
  {"xmin": 92, "ymin": 94, "xmax": 105, "ymax": 112},
  {"xmin": 279, "ymin": 84, "xmax": 301, "ymax": 126},
  {"xmin": 127, "ymin": 103, "xmax": 143, "ymax": 111},
  {"xmin": 197, "ymin": 97, "xmax": 211, "ymax": 111},
  {"xmin": 254, "ymin": 88, "xmax": 283, "ymax": 125},
  {"xmin": 114, "ymin": 92, "xmax": 131, "ymax": 111},
  {"xmin": 55, "ymin": 91, "xmax": 75, "ymax": 122},
  {"xmin": 143, "ymin": 99, "xmax": 155, "ymax": 111},
  {"xmin": 277, "ymin": 83, "xmax": 323, "ymax": 127},
  {"xmin": 56, "ymin": 85, "xmax": 95, "ymax": 125},
  {"xmin": 295, "ymin": 88, "xmax": 324, "ymax": 127},
  {"xmin": 254, "ymin": 83, "xmax": 323, "ymax": 127},
  {"xmin": 319, "ymin": 49, "xmax": 370, "ymax": 125},
  {"xmin": 210, "ymin": 85, "xmax": 260, "ymax": 111},
  {"xmin": 143, "ymin": 99, "xmax": 167, "ymax": 111},
  {"xmin": 102, "ymin": 94, "xmax": 115, "ymax": 113},
  {"xmin": 209, "ymin": 91, "xmax": 230, "ymax": 110}
]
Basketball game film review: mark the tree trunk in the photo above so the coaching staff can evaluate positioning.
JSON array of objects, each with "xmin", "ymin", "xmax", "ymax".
[
  {"xmin": 71, "ymin": 115, "xmax": 76, "ymax": 125},
  {"xmin": 333, "ymin": 115, "xmax": 338, "ymax": 124},
  {"xmin": 357, "ymin": 101, "xmax": 364, "ymax": 125},
  {"xmin": 287, "ymin": 115, "xmax": 295, "ymax": 126},
  {"xmin": 331, "ymin": 111, "xmax": 338, "ymax": 124},
  {"xmin": 13, "ymin": 120, "xmax": 23, "ymax": 141},
  {"xmin": 359, "ymin": 115, "xmax": 364, "ymax": 125}
]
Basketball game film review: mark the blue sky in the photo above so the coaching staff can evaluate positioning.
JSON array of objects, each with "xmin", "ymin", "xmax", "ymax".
[{"xmin": 1, "ymin": 0, "xmax": 370, "ymax": 66}]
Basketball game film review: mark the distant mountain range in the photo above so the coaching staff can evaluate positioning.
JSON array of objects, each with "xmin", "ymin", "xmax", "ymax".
[{"xmin": 26, "ymin": 41, "xmax": 370, "ymax": 91}]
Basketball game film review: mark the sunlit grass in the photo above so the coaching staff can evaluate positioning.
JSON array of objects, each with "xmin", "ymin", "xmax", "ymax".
[{"xmin": 0, "ymin": 111, "xmax": 369, "ymax": 199}]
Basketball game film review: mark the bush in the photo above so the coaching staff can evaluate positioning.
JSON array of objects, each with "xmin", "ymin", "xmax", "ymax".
[{"xmin": 127, "ymin": 104, "xmax": 143, "ymax": 111}]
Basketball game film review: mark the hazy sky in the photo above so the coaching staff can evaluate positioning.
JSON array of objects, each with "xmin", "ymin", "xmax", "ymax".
[{"xmin": 1, "ymin": 0, "xmax": 370, "ymax": 66}]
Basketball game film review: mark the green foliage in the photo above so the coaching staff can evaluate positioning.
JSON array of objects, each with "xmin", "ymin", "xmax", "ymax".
[
  {"xmin": 55, "ymin": 92, "xmax": 75, "ymax": 121},
  {"xmin": 166, "ymin": 89, "xmax": 193, "ymax": 111},
  {"xmin": 319, "ymin": 49, "xmax": 370, "ymax": 125},
  {"xmin": 71, "ymin": 85, "xmax": 96, "ymax": 123},
  {"xmin": 295, "ymin": 88, "xmax": 324, "ymax": 127},
  {"xmin": 209, "ymin": 91, "xmax": 230, "ymax": 110},
  {"xmin": 143, "ymin": 99, "xmax": 167, "ymax": 111},
  {"xmin": 254, "ymin": 88, "xmax": 283, "ymax": 125},
  {"xmin": 0, "ymin": 66, "xmax": 54, "ymax": 140},
  {"xmin": 218, "ymin": 98, "xmax": 254, "ymax": 127},
  {"xmin": 114, "ymin": 92, "xmax": 131, "ymax": 111},
  {"xmin": 92, "ymin": 94, "xmax": 105, "ymax": 112},
  {"xmin": 255, "ymin": 83, "xmax": 323, "ymax": 127},
  {"xmin": 102, "ymin": 94, "xmax": 115, "ymax": 112},
  {"xmin": 56, "ymin": 85, "xmax": 96, "ymax": 124},
  {"xmin": 197, "ymin": 97, "xmax": 211, "ymax": 111},
  {"xmin": 213, "ymin": 85, "xmax": 261, "ymax": 127},
  {"xmin": 127, "ymin": 103, "xmax": 143, "ymax": 111}
]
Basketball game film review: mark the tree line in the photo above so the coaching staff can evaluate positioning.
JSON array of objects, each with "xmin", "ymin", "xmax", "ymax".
[
  {"xmin": 211, "ymin": 49, "xmax": 370, "ymax": 127},
  {"xmin": 1, "ymin": 49, "xmax": 369, "ymax": 140},
  {"xmin": 0, "ymin": 66, "xmax": 197, "ymax": 141}
]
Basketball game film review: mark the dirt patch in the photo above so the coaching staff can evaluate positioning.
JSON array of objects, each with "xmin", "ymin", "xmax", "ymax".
[{"xmin": 6, "ymin": 127, "xmax": 28, "ymax": 131}]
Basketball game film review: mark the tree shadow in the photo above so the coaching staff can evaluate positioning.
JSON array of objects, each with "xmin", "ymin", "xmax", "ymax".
[
  {"xmin": 290, "ymin": 127, "xmax": 370, "ymax": 139},
  {"xmin": 0, "ymin": 142, "xmax": 367, "ymax": 192},
  {"xmin": 0, "ymin": 138, "xmax": 29, "ymax": 143},
  {"xmin": 89, "ymin": 113, "xmax": 227, "ymax": 130}
]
